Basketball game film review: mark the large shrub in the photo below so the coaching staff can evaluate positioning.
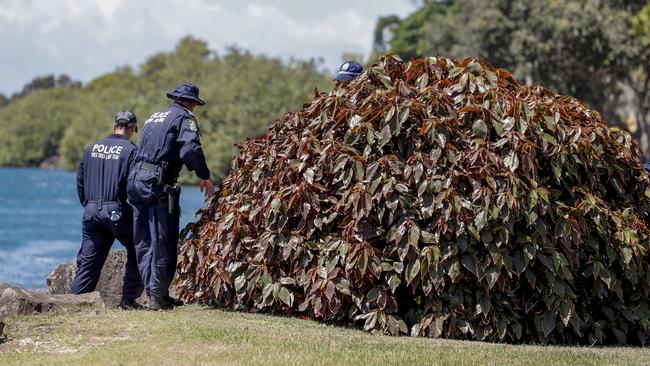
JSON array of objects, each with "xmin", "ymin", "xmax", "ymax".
[{"xmin": 176, "ymin": 55, "xmax": 650, "ymax": 345}]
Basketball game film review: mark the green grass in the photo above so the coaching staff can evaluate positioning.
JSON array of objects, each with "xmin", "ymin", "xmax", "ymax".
[{"xmin": 0, "ymin": 305, "xmax": 648, "ymax": 366}]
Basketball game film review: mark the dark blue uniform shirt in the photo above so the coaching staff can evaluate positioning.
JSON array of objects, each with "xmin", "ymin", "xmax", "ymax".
[
  {"xmin": 76, "ymin": 134, "xmax": 137, "ymax": 205},
  {"xmin": 135, "ymin": 102, "xmax": 210, "ymax": 181}
]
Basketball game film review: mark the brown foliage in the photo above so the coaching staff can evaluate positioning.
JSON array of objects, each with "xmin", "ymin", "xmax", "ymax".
[{"xmin": 176, "ymin": 55, "xmax": 650, "ymax": 345}]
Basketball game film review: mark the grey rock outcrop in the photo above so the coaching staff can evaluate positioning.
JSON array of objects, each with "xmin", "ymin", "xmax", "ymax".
[
  {"xmin": 0, "ymin": 283, "xmax": 103, "ymax": 318},
  {"xmin": 47, "ymin": 250, "xmax": 147, "ymax": 307},
  {"xmin": 39, "ymin": 155, "xmax": 60, "ymax": 170}
]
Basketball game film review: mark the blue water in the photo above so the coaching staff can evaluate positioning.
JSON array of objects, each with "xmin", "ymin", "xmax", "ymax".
[{"xmin": 0, "ymin": 168, "xmax": 207, "ymax": 290}]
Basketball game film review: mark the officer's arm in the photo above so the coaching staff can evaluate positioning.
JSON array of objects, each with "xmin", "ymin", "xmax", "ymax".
[
  {"xmin": 76, "ymin": 151, "xmax": 87, "ymax": 206},
  {"xmin": 176, "ymin": 117, "xmax": 210, "ymax": 180},
  {"xmin": 127, "ymin": 145, "xmax": 137, "ymax": 172}
]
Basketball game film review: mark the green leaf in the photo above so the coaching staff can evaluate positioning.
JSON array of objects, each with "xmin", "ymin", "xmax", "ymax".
[
  {"xmin": 475, "ymin": 210, "xmax": 488, "ymax": 232},
  {"xmin": 543, "ymin": 133, "xmax": 558, "ymax": 145},
  {"xmin": 542, "ymin": 311, "xmax": 556, "ymax": 338},
  {"xmin": 528, "ymin": 190, "xmax": 538, "ymax": 209},
  {"xmin": 497, "ymin": 319, "xmax": 507, "ymax": 340},
  {"xmin": 234, "ymin": 274, "xmax": 246, "ymax": 292},
  {"xmin": 448, "ymin": 66, "xmax": 463, "ymax": 78},
  {"xmin": 514, "ymin": 250, "xmax": 526, "ymax": 274},
  {"xmin": 409, "ymin": 224, "xmax": 421, "ymax": 247},
  {"xmin": 280, "ymin": 277, "xmax": 295, "ymax": 285},
  {"xmin": 379, "ymin": 125, "xmax": 391, "ymax": 148},
  {"xmin": 278, "ymin": 286, "xmax": 293, "ymax": 306},
  {"xmin": 504, "ymin": 152, "xmax": 519, "ymax": 171},
  {"xmin": 359, "ymin": 250, "xmax": 369, "ymax": 275},
  {"xmin": 388, "ymin": 273, "xmax": 402, "ymax": 292},
  {"xmin": 367, "ymin": 287, "xmax": 380, "ymax": 302},
  {"xmin": 461, "ymin": 254, "xmax": 477, "ymax": 277},
  {"xmin": 406, "ymin": 259, "xmax": 421, "ymax": 284},
  {"xmin": 324, "ymin": 281, "xmax": 336, "ymax": 301},
  {"xmin": 303, "ymin": 168, "xmax": 315, "ymax": 184},
  {"xmin": 355, "ymin": 161, "xmax": 365, "ymax": 182},
  {"xmin": 485, "ymin": 266, "xmax": 499, "ymax": 289},
  {"xmin": 560, "ymin": 302, "xmax": 573, "ymax": 327},
  {"xmin": 333, "ymin": 155, "xmax": 348, "ymax": 173},
  {"xmin": 503, "ymin": 117, "xmax": 515, "ymax": 131},
  {"xmin": 472, "ymin": 119, "xmax": 488, "ymax": 139},
  {"xmin": 420, "ymin": 230, "xmax": 436, "ymax": 243},
  {"xmin": 448, "ymin": 260, "xmax": 461, "ymax": 282}
]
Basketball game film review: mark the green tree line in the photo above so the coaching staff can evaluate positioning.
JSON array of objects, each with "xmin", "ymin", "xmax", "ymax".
[
  {"xmin": 5, "ymin": 1, "xmax": 650, "ymax": 176},
  {"xmin": 0, "ymin": 37, "xmax": 330, "ymax": 182},
  {"xmin": 374, "ymin": 0, "xmax": 650, "ymax": 159}
]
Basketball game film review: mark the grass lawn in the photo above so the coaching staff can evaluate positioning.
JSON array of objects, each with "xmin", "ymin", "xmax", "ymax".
[{"xmin": 0, "ymin": 305, "xmax": 648, "ymax": 366}]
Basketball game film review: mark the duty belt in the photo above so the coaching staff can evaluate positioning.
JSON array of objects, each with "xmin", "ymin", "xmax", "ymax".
[
  {"xmin": 85, "ymin": 199, "xmax": 120, "ymax": 211},
  {"xmin": 136, "ymin": 161, "xmax": 160, "ymax": 173},
  {"xmin": 135, "ymin": 161, "xmax": 169, "ymax": 184}
]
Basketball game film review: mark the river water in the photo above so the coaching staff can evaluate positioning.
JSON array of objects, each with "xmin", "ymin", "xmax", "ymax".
[{"xmin": 0, "ymin": 168, "xmax": 206, "ymax": 289}]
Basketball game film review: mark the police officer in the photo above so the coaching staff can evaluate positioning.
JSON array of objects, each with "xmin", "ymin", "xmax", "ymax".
[
  {"xmin": 335, "ymin": 60, "xmax": 363, "ymax": 81},
  {"xmin": 127, "ymin": 82, "xmax": 214, "ymax": 311},
  {"xmin": 72, "ymin": 110, "xmax": 144, "ymax": 310}
]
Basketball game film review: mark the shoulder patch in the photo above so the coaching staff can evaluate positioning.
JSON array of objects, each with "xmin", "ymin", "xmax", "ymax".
[{"xmin": 187, "ymin": 119, "xmax": 198, "ymax": 132}]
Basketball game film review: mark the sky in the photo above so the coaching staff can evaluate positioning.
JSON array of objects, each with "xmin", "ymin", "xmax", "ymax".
[{"xmin": 0, "ymin": 0, "xmax": 416, "ymax": 95}]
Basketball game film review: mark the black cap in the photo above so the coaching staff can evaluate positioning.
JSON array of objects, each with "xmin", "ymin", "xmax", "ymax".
[
  {"xmin": 335, "ymin": 61, "xmax": 363, "ymax": 81},
  {"xmin": 114, "ymin": 110, "xmax": 137, "ymax": 126}
]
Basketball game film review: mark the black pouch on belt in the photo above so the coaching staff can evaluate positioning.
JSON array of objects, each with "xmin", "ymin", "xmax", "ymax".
[{"xmin": 163, "ymin": 183, "xmax": 182, "ymax": 215}]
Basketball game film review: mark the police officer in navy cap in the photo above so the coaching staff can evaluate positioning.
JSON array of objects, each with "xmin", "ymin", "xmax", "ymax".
[
  {"xmin": 72, "ymin": 110, "xmax": 144, "ymax": 310},
  {"xmin": 127, "ymin": 82, "xmax": 214, "ymax": 310},
  {"xmin": 335, "ymin": 60, "xmax": 363, "ymax": 81}
]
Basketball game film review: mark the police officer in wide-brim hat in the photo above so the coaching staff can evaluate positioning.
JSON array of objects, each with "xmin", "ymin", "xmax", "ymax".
[
  {"xmin": 72, "ymin": 110, "xmax": 144, "ymax": 310},
  {"xmin": 335, "ymin": 60, "xmax": 363, "ymax": 81},
  {"xmin": 128, "ymin": 82, "xmax": 214, "ymax": 310},
  {"xmin": 166, "ymin": 83, "xmax": 206, "ymax": 106}
]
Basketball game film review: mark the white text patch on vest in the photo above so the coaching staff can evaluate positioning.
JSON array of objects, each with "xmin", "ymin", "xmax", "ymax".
[{"xmin": 91, "ymin": 144, "xmax": 123, "ymax": 160}]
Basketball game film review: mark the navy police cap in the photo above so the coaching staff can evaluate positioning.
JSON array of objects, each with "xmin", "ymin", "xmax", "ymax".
[
  {"xmin": 114, "ymin": 110, "xmax": 137, "ymax": 125},
  {"xmin": 335, "ymin": 61, "xmax": 363, "ymax": 81},
  {"xmin": 166, "ymin": 82, "xmax": 205, "ymax": 105}
]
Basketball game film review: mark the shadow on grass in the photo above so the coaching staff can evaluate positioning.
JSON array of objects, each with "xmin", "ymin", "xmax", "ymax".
[{"xmin": 182, "ymin": 302, "xmax": 650, "ymax": 349}]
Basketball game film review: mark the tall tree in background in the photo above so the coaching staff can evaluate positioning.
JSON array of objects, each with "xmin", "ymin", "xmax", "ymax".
[
  {"xmin": 375, "ymin": 0, "xmax": 650, "ymax": 159},
  {"xmin": 629, "ymin": 4, "xmax": 650, "ymax": 159},
  {"xmin": 0, "ymin": 37, "xmax": 330, "ymax": 181}
]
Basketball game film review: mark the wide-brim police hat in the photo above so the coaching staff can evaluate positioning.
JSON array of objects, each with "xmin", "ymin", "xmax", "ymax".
[{"xmin": 166, "ymin": 82, "xmax": 206, "ymax": 105}]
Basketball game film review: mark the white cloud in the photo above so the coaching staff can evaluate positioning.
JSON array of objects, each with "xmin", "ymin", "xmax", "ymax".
[{"xmin": 0, "ymin": 0, "xmax": 413, "ymax": 95}]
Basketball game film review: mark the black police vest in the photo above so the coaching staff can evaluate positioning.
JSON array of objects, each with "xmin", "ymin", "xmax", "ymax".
[
  {"xmin": 134, "ymin": 102, "xmax": 210, "ymax": 182},
  {"xmin": 77, "ymin": 134, "xmax": 136, "ymax": 205}
]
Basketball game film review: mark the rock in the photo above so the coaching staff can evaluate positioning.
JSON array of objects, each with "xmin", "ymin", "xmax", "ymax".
[
  {"xmin": 0, "ymin": 318, "xmax": 4, "ymax": 338},
  {"xmin": 46, "ymin": 259, "xmax": 77, "ymax": 296},
  {"xmin": 0, "ymin": 283, "xmax": 103, "ymax": 317},
  {"xmin": 48, "ymin": 250, "xmax": 177, "ymax": 307},
  {"xmin": 48, "ymin": 250, "xmax": 147, "ymax": 307},
  {"xmin": 39, "ymin": 155, "xmax": 60, "ymax": 170}
]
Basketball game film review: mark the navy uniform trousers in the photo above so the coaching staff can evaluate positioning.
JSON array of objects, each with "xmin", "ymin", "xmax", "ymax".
[
  {"xmin": 131, "ymin": 199, "xmax": 179, "ymax": 299},
  {"xmin": 70, "ymin": 201, "xmax": 143, "ymax": 299}
]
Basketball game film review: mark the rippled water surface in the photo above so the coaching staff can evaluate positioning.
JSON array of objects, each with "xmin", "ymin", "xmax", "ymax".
[{"xmin": 0, "ymin": 168, "xmax": 206, "ymax": 289}]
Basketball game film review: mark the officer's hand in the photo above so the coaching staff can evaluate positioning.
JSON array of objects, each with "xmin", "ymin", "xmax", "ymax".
[{"xmin": 200, "ymin": 179, "xmax": 215, "ymax": 198}]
